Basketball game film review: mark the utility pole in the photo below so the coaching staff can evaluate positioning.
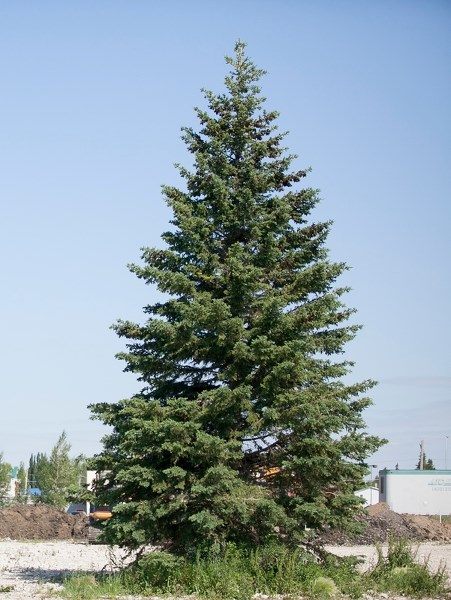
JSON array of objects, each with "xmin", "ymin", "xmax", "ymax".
[{"xmin": 419, "ymin": 440, "xmax": 424, "ymax": 470}]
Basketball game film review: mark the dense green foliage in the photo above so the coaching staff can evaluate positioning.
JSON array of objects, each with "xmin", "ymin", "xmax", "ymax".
[{"xmin": 90, "ymin": 42, "xmax": 384, "ymax": 552}]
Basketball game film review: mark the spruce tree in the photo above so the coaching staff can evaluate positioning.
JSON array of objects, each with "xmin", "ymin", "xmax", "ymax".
[
  {"xmin": 416, "ymin": 452, "xmax": 435, "ymax": 470},
  {"xmin": 91, "ymin": 42, "xmax": 385, "ymax": 552}
]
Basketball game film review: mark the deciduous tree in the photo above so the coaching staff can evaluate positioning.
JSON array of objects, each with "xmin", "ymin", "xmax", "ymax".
[
  {"xmin": 36, "ymin": 432, "xmax": 85, "ymax": 509},
  {"xmin": 91, "ymin": 42, "xmax": 385, "ymax": 552},
  {"xmin": 0, "ymin": 453, "xmax": 12, "ymax": 501}
]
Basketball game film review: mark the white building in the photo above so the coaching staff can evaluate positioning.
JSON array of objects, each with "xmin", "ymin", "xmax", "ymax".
[
  {"xmin": 5, "ymin": 478, "xmax": 18, "ymax": 499},
  {"xmin": 355, "ymin": 486, "xmax": 379, "ymax": 507},
  {"xmin": 379, "ymin": 469, "xmax": 451, "ymax": 515}
]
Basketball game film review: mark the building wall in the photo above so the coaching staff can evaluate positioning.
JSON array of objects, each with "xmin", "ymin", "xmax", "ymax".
[
  {"xmin": 5, "ymin": 478, "xmax": 18, "ymax": 499},
  {"xmin": 379, "ymin": 469, "xmax": 451, "ymax": 515},
  {"xmin": 355, "ymin": 487, "xmax": 379, "ymax": 507}
]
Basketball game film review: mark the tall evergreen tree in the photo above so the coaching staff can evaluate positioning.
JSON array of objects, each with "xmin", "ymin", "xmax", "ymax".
[
  {"xmin": 28, "ymin": 452, "xmax": 46, "ymax": 489},
  {"xmin": 91, "ymin": 42, "xmax": 385, "ymax": 552},
  {"xmin": 27, "ymin": 454, "xmax": 35, "ymax": 488}
]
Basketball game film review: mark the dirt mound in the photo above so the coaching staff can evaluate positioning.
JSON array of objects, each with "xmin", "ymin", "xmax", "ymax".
[
  {"xmin": 403, "ymin": 513, "xmax": 451, "ymax": 541},
  {"xmin": 0, "ymin": 504, "xmax": 87, "ymax": 541},
  {"xmin": 2, "ymin": 502, "xmax": 450, "ymax": 546},
  {"xmin": 317, "ymin": 503, "xmax": 451, "ymax": 545}
]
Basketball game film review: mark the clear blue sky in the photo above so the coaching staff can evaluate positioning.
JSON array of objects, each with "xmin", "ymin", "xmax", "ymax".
[{"xmin": 1, "ymin": 1, "xmax": 450, "ymax": 474}]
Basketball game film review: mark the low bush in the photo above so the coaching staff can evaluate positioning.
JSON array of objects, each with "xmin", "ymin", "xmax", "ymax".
[{"xmin": 310, "ymin": 576, "xmax": 338, "ymax": 599}]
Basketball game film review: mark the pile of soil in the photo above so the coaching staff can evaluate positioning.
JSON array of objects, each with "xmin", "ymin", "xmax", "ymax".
[
  {"xmin": 0, "ymin": 504, "xmax": 87, "ymax": 541},
  {"xmin": 1, "ymin": 502, "xmax": 450, "ymax": 546},
  {"xmin": 317, "ymin": 503, "xmax": 451, "ymax": 545}
]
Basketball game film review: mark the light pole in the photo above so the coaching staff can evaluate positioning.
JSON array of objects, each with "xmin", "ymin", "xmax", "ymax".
[
  {"xmin": 370, "ymin": 464, "xmax": 377, "ymax": 505},
  {"xmin": 446, "ymin": 436, "xmax": 449, "ymax": 470}
]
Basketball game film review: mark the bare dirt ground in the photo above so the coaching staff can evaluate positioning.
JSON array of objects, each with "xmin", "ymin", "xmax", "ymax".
[
  {"xmin": 0, "ymin": 504, "xmax": 86, "ymax": 541},
  {"xmin": 0, "ymin": 540, "xmax": 133, "ymax": 599},
  {"xmin": 0, "ymin": 504, "xmax": 450, "ymax": 599},
  {"xmin": 0, "ymin": 540, "xmax": 449, "ymax": 599}
]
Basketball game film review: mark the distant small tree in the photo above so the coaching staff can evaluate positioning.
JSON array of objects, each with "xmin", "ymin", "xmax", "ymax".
[
  {"xmin": 0, "ymin": 453, "xmax": 12, "ymax": 501},
  {"xmin": 27, "ymin": 454, "xmax": 36, "ymax": 488},
  {"xmin": 416, "ymin": 452, "xmax": 435, "ymax": 470},
  {"xmin": 28, "ymin": 452, "xmax": 48, "ymax": 490},
  {"xmin": 16, "ymin": 462, "xmax": 28, "ymax": 499},
  {"xmin": 36, "ymin": 432, "xmax": 85, "ymax": 509}
]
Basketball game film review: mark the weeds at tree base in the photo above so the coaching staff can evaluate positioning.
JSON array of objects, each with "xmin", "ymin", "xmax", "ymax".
[
  {"xmin": 60, "ymin": 539, "xmax": 450, "ymax": 600},
  {"xmin": 61, "ymin": 573, "xmax": 124, "ymax": 600}
]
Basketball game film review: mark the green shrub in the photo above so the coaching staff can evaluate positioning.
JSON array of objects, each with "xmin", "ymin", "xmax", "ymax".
[
  {"xmin": 248, "ymin": 543, "xmax": 314, "ymax": 594},
  {"xmin": 130, "ymin": 551, "xmax": 183, "ymax": 592},
  {"xmin": 186, "ymin": 545, "xmax": 254, "ymax": 600},
  {"xmin": 311, "ymin": 576, "xmax": 338, "ymax": 599}
]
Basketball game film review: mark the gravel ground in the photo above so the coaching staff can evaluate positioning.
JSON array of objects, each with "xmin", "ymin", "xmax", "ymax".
[
  {"xmin": 0, "ymin": 540, "xmax": 449, "ymax": 599},
  {"xmin": 0, "ymin": 540, "xmax": 136, "ymax": 599}
]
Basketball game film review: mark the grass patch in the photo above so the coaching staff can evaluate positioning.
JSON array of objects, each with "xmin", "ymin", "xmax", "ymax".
[
  {"xmin": 61, "ymin": 539, "xmax": 450, "ymax": 599},
  {"xmin": 368, "ymin": 535, "xmax": 448, "ymax": 598},
  {"xmin": 0, "ymin": 586, "xmax": 15, "ymax": 593},
  {"xmin": 60, "ymin": 573, "xmax": 126, "ymax": 600}
]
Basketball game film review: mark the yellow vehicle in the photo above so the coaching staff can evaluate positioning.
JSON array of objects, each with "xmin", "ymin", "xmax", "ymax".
[
  {"xmin": 87, "ymin": 505, "xmax": 112, "ymax": 543},
  {"xmin": 89, "ymin": 508, "xmax": 112, "ymax": 521}
]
